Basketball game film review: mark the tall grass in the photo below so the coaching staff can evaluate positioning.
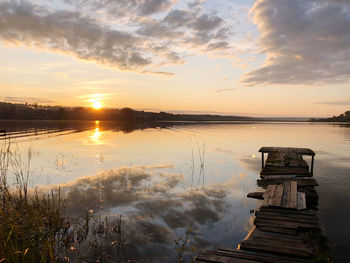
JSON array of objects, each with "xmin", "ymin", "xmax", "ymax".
[{"xmin": 0, "ymin": 141, "xmax": 65, "ymax": 262}]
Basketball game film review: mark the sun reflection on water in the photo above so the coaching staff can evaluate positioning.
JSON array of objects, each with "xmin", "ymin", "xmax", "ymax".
[{"xmin": 91, "ymin": 128, "xmax": 101, "ymax": 143}]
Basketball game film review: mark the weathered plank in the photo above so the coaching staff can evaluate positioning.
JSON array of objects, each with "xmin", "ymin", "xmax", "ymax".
[
  {"xmin": 258, "ymin": 225, "xmax": 297, "ymax": 235},
  {"xmin": 196, "ymin": 252, "xmax": 260, "ymax": 263},
  {"xmin": 239, "ymin": 239, "xmax": 313, "ymax": 258},
  {"xmin": 255, "ymin": 218, "xmax": 319, "ymax": 230},
  {"xmin": 247, "ymin": 235, "xmax": 309, "ymax": 251},
  {"xmin": 251, "ymin": 228, "xmax": 307, "ymax": 242},
  {"xmin": 281, "ymin": 182, "xmax": 291, "ymax": 208},
  {"xmin": 297, "ymin": 192, "xmax": 306, "ymax": 210},
  {"xmin": 261, "ymin": 166, "xmax": 310, "ymax": 176},
  {"xmin": 259, "ymin": 147, "xmax": 315, "ymax": 156},
  {"xmin": 218, "ymin": 249, "xmax": 309, "ymax": 263},
  {"xmin": 289, "ymin": 182, "xmax": 298, "ymax": 209},
  {"xmin": 264, "ymin": 175, "xmax": 299, "ymax": 179},
  {"xmin": 265, "ymin": 152, "xmax": 286, "ymax": 167},
  {"xmin": 199, "ymin": 251, "xmax": 276, "ymax": 263},
  {"xmin": 247, "ymin": 192, "xmax": 264, "ymax": 200},
  {"xmin": 259, "ymin": 207, "xmax": 316, "ymax": 216},
  {"xmin": 255, "ymin": 213, "xmax": 318, "ymax": 225},
  {"xmin": 264, "ymin": 176, "xmax": 315, "ymax": 180},
  {"xmin": 263, "ymin": 185, "xmax": 277, "ymax": 207},
  {"xmin": 250, "ymin": 230, "xmax": 305, "ymax": 245},
  {"xmin": 270, "ymin": 184, "xmax": 284, "ymax": 206},
  {"xmin": 255, "ymin": 211, "xmax": 318, "ymax": 223},
  {"xmin": 256, "ymin": 210, "xmax": 317, "ymax": 220},
  {"xmin": 289, "ymin": 159, "xmax": 308, "ymax": 168},
  {"xmin": 265, "ymin": 152, "xmax": 309, "ymax": 169},
  {"xmin": 257, "ymin": 178, "xmax": 318, "ymax": 187},
  {"xmin": 195, "ymin": 252, "xmax": 261, "ymax": 263}
]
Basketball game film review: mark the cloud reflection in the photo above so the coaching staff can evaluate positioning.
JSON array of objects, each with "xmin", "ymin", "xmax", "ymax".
[{"xmin": 42, "ymin": 165, "xmax": 255, "ymax": 262}]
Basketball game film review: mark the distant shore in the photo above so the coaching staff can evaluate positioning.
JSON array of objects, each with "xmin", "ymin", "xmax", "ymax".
[
  {"xmin": 1, "ymin": 101, "xmax": 349, "ymax": 123},
  {"xmin": 0, "ymin": 101, "xmax": 311, "ymax": 122}
]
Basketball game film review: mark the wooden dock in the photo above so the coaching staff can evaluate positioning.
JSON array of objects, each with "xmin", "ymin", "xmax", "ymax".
[{"xmin": 195, "ymin": 146, "xmax": 330, "ymax": 263}]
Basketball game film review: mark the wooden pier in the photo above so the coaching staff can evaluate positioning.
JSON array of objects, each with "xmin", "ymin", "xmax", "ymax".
[{"xmin": 195, "ymin": 146, "xmax": 330, "ymax": 263}]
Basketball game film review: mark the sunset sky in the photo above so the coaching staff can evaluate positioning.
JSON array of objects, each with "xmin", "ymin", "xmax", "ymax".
[{"xmin": 1, "ymin": 0, "xmax": 350, "ymax": 117}]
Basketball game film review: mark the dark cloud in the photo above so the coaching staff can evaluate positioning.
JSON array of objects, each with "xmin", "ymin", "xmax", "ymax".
[
  {"xmin": 136, "ymin": 8, "xmax": 231, "ymax": 50},
  {"xmin": 207, "ymin": 41, "xmax": 230, "ymax": 51},
  {"xmin": 188, "ymin": 0, "xmax": 205, "ymax": 9},
  {"xmin": 192, "ymin": 13, "xmax": 223, "ymax": 31},
  {"xmin": 164, "ymin": 9, "xmax": 193, "ymax": 27},
  {"xmin": 0, "ymin": 1, "xmax": 150, "ymax": 71},
  {"xmin": 69, "ymin": 0, "xmax": 175, "ymax": 16},
  {"xmin": 242, "ymin": 0, "xmax": 350, "ymax": 85}
]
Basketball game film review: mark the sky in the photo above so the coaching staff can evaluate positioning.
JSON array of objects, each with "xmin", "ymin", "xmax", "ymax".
[{"xmin": 0, "ymin": 0, "xmax": 350, "ymax": 117}]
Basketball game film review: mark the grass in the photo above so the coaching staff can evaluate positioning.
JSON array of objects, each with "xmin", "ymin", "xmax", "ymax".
[{"xmin": 0, "ymin": 141, "xmax": 65, "ymax": 262}]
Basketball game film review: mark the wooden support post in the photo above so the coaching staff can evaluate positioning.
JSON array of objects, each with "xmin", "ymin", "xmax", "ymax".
[
  {"xmin": 311, "ymin": 155, "xmax": 314, "ymax": 175},
  {"xmin": 261, "ymin": 153, "xmax": 264, "ymax": 168}
]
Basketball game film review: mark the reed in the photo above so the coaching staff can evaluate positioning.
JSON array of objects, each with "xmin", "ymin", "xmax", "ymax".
[{"xmin": 0, "ymin": 140, "xmax": 65, "ymax": 262}]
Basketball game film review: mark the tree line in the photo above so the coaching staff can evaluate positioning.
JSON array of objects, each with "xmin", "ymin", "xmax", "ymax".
[
  {"xmin": 0, "ymin": 102, "xmax": 252, "ymax": 122},
  {"xmin": 310, "ymin": 110, "xmax": 350, "ymax": 122}
]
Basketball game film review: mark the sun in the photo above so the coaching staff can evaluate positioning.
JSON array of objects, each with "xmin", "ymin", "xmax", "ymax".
[{"xmin": 92, "ymin": 101, "xmax": 102, "ymax": 110}]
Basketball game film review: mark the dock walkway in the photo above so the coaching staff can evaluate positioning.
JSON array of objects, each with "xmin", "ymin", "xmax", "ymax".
[{"xmin": 195, "ymin": 147, "xmax": 329, "ymax": 263}]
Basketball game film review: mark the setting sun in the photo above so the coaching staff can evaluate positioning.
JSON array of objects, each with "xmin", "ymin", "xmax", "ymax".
[{"xmin": 92, "ymin": 101, "xmax": 102, "ymax": 110}]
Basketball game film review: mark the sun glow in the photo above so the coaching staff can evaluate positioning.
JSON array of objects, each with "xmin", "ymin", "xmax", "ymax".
[{"xmin": 92, "ymin": 101, "xmax": 102, "ymax": 109}]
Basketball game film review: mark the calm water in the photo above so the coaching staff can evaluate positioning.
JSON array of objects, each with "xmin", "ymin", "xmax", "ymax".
[{"xmin": 1, "ymin": 120, "xmax": 349, "ymax": 262}]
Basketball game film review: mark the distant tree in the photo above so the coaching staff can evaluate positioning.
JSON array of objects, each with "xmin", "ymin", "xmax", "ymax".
[{"xmin": 119, "ymin": 107, "xmax": 135, "ymax": 121}]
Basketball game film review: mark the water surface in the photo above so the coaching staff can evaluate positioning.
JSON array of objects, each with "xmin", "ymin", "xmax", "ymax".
[{"xmin": 1, "ymin": 120, "xmax": 349, "ymax": 262}]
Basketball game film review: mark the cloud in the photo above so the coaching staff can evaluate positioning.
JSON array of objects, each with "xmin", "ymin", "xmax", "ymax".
[
  {"xmin": 188, "ymin": 0, "xmax": 205, "ymax": 9},
  {"xmin": 0, "ymin": 0, "xmax": 233, "ymax": 75},
  {"xmin": 242, "ymin": 0, "xmax": 350, "ymax": 86},
  {"xmin": 315, "ymin": 101, "xmax": 350, "ymax": 106},
  {"xmin": 67, "ymin": 0, "xmax": 176, "ymax": 17},
  {"xmin": 54, "ymin": 72, "xmax": 68, "ymax": 79},
  {"xmin": 141, "ymin": 70, "xmax": 175, "ymax": 76},
  {"xmin": 4, "ymin": 96, "xmax": 55, "ymax": 104},
  {"xmin": 215, "ymin": 88, "xmax": 235, "ymax": 93},
  {"xmin": 0, "ymin": 1, "xmax": 150, "ymax": 71},
  {"xmin": 207, "ymin": 41, "xmax": 230, "ymax": 51},
  {"xmin": 137, "ymin": 8, "xmax": 231, "ymax": 50},
  {"xmin": 240, "ymin": 63, "xmax": 250, "ymax": 69},
  {"xmin": 78, "ymin": 93, "xmax": 115, "ymax": 101}
]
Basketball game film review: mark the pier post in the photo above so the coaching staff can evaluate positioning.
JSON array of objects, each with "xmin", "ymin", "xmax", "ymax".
[{"xmin": 261, "ymin": 153, "xmax": 264, "ymax": 168}]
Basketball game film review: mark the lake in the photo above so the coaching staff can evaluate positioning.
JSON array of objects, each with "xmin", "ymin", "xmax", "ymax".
[{"xmin": 1, "ymin": 120, "xmax": 349, "ymax": 262}]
